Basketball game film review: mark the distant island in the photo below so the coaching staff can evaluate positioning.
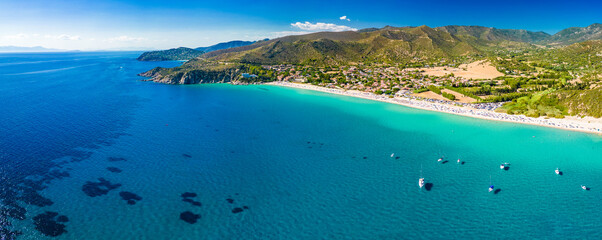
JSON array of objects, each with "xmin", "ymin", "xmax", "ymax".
[
  {"xmin": 139, "ymin": 24, "xmax": 602, "ymax": 127},
  {"xmin": 0, "ymin": 46, "xmax": 63, "ymax": 52},
  {"xmin": 137, "ymin": 40, "xmax": 265, "ymax": 61}
]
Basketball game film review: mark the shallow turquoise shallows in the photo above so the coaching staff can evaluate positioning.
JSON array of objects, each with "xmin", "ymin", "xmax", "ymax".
[{"xmin": 0, "ymin": 52, "xmax": 601, "ymax": 239}]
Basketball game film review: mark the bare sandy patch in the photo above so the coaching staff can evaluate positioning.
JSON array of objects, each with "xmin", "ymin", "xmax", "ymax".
[
  {"xmin": 441, "ymin": 89, "xmax": 476, "ymax": 103},
  {"xmin": 412, "ymin": 91, "xmax": 447, "ymax": 101},
  {"xmin": 406, "ymin": 60, "xmax": 504, "ymax": 80}
]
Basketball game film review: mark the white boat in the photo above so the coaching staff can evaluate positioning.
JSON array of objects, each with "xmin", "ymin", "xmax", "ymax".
[
  {"xmin": 419, "ymin": 164, "xmax": 425, "ymax": 189},
  {"xmin": 457, "ymin": 159, "xmax": 461, "ymax": 164},
  {"xmin": 438, "ymin": 157, "xmax": 444, "ymax": 162},
  {"xmin": 581, "ymin": 185, "xmax": 587, "ymax": 190},
  {"xmin": 555, "ymin": 168, "xmax": 560, "ymax": 175},
  {"xmin": 500, "ymin": 163, "xmax": 509, "ymax": 170},
  {"xmin": 391, "ymin": 153, "xmax": 395, "ymax": 158},
  {"xmin": 489, "ymin": 185, "xmax": 494, "ymax": 192}
]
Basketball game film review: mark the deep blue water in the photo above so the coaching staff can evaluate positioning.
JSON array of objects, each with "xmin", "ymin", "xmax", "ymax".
[{"xmin": 0, "ymin": 52, "xmax": 601, "ymax": 239}]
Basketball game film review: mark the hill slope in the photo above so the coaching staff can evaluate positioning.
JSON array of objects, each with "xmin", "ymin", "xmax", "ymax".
[
  {"xmin": 541, "ymin": 23, "xmax": 602, "ymax": 45},
  {"xmin": 207, "ymin": 25, "xmax": 509, "ymax": 65},
  {"xmin": 203, "ymin": 24, "xmax": 602, "ymax": 64},
  {"xmin": 195, "ymin": 40, "xmax": 264, "ymax": 53},
  {"xmin": 137, "ymin": 47, "xmax": 204, "ymax": 61}
]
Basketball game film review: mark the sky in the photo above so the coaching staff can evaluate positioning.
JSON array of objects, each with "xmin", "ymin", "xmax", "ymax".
[{"xmin": 0, "ymin": 0, "xmax": 601, "ymax": 51}]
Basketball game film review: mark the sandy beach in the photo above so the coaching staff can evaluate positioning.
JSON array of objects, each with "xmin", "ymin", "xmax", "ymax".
[{"xmin": 267, "ymin": 81, "xmax": 602, "ymax": 135}]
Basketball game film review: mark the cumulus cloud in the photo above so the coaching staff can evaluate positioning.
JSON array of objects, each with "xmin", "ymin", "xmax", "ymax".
[
  {"xmin": 291, "ymin": 22, "xmax": 357, "ymax": 32},
  {"xmin": 339, "ymin": 16, "xmax": 350, "ymax": 21},
  {"xmin": 45, "ymin": 34, "xmax": 81, "ymax": 40},
  {"xmin": 107, "ymin": 36, "xmax": 146, "ymax": 42}
]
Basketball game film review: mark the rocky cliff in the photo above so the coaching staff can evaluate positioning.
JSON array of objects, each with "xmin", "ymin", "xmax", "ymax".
[{"xmin": 139, "ymin": 67, "xmax": 242, "ymax": 84}]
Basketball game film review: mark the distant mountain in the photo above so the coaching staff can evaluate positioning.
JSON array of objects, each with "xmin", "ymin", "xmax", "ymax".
[
  {"xmin": 206, "ymin": 25, "xmax": 539, "ymax": 65},
  {"xmin": 436, "ymin": 25, "xmax": 551, "ymax": 43},
  {"xmin": 195, "ymin": 40, "xmax": 265, "ymax": 53},
  {"xmin": 137, "ymin": 40, "xmax": 265, "ymax": 61},
  {"xmin": 202, "ymin": 24, "xmax": 602, "ymax": 65},
  {"xmin": 542, "ymin": 23, "xmax": 602, "ymax": 45},
  {"xmin": 0, "ymin": 46, "xmax": 61, "ymax": 52},
  {"xmin": 136, "ymin": 47, "xmax": 204, "ymax": 61}
]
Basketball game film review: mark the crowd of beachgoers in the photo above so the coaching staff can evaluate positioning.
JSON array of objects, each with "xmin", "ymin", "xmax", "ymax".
[{"xmin": 268, "ymin": 81, "xmax": 602, "ymax": 134}]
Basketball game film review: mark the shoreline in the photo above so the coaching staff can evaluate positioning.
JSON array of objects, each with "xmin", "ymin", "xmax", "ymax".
[{"xmin": 266, "ymin": 81, "xmax": 602, "ymax": 135}]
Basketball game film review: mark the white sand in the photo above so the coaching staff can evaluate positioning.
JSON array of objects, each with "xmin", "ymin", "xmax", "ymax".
[{"xmin": 267, "ymin": 81, "xmax": 602, "ymax": 135}]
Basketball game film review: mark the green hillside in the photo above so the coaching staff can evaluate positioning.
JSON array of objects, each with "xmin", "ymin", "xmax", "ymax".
[
  {"xmin": 209, "ymin": 25, "xmax": 496, "ymax": 65},
  {"xmin": 137, "ymin": 47, "xmax": 204, "ymax": 61},
  {"xmin": 540, "ymin": 23, "xmax": 602, "ymax": 46},
  {"xmin": 139, "ymin": 24, "xmax": 602, "ymax": 118}
]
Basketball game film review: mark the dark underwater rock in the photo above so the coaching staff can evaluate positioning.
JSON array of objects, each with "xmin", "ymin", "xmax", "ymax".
[
  {"xmin": 81, "ymin": 178, "xmax": 121, "ymax": 197},
  {"xmin": 179, "ymin": 211, "xmax": 200, "ymax": 224},
  {"xmin": 2, "ymin": 205, "xmax": 26, "ymax": 220},
  {"xmin": 32, "ymin": 211, "xmax": 68, "ymax": 237},
  {"xmin": 119, "ymin": 191, "xmax": 142, "ymax": 205},
  {"xmin": 181, "ymin": 192, "xmax": 197, "ymax": 198},
  {"xmin": 182, "ymin": 198, "xmax": 202, "ymax": 207},
  {"xmin": 18, "ymin": 190, "xmax": 53, "ymax": 207}
]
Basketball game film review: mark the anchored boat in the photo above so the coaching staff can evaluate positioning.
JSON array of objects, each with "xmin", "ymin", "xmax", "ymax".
[
  {"xmin": 500, "ymin": 163, "xmax": 509, "ymax": 170},
  {"xmin": 419, "ymin": 164, "xmax": 425, "ymax": 189}
]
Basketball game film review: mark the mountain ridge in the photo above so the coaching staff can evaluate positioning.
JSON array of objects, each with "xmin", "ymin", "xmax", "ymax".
[{"xmin": 137, "ymin": 40, "xmax": 262, "ymax": 61}]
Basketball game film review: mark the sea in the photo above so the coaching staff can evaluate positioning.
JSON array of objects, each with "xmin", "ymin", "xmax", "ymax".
[{"xmin": 0, "ymin": 52, "xmax": 601, "ymax": 239}]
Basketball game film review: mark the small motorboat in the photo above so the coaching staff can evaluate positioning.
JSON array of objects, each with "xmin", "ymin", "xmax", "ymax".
[
  {"xmin": 500, "ymin": 163, "xmax": 509, "ymax": 170},
  {"xmin": 555, "ymin": 168, "xmax": 560, "ymax": 175},
  {"xmin": 438, "ymin": 157, "xmax": 444, "ymax": 162},
  {"xmin": 419, "ymin": 178, "xmax": 425, "ymax": 188},
  {"xmin": 581, "ymin": 185, "xmax": 587, "ymax": 190},
  {"xmin": 390, "ymin": 153, "xmax": 395, "ymax": 158},
  {"xmin": 457, "ymin": 159, "xmax": 461, "ymax": 164},
  {"xmin": 489, "ymin": 185, "xmax": 494, "ymax": 192}
]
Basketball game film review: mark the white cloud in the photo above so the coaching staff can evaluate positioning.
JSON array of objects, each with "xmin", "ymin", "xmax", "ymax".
[
  {"xmin": 45, "ymin": 34, "xmax": 81, "ymax": 41},
  {"xmin": 291, "ymin": 22, "xmax": 357, "ymax": 32},
  {"xmin": 4, "ymin": 33, "xmax": 28, "ymax": 40},
  {"xmin": 107, "ymin": 36, "xmax": 146, "ymax": 42},
  {"xmin": 339, "ymin": 16, "xmax": 350, "ymax": 21}
]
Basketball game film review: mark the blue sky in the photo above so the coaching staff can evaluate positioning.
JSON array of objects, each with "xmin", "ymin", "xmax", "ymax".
[{"xmin": 0, "ymin": 0, "xmax": 600, "ymax": 50}]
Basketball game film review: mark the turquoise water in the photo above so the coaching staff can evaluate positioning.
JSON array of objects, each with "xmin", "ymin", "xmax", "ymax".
[{"xmin": 1, "ymin": 52, "xmax": 601, "ymax": 239}]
